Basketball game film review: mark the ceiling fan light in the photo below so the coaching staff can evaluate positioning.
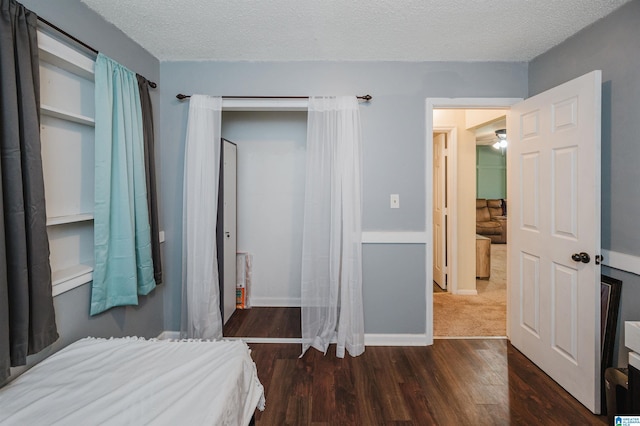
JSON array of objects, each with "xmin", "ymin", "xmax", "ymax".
[
  {"xmin": 493, "ymin": 139, "xmax": 508, "ymax": 149},
  {"xmin": 493, "ymin": 129, "xmax": 508, "ymax": 149}
]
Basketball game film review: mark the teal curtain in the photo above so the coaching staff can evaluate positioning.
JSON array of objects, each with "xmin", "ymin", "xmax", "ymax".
[{"xmin": 91, "ymin": 54, "xmax": 156, "ymax": 316}]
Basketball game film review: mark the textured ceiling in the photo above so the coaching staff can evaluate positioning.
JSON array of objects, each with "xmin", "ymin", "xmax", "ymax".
[{"xmin": 80, "ymin": 0, "xmax": 631, "ymax": 62}]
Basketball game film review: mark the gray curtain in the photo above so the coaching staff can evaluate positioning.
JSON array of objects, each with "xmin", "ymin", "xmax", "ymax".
[
  {"xmin": 137, "ymin": 74, "xmax": 162, "ymax": 284},
  {"xmin": 0, "ymin": 0, "xmax": 58, "ymax": 384}
]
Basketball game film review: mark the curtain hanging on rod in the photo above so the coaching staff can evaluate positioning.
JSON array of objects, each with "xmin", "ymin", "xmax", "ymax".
[
  {"xmin": 91, "ymin": 53, "xmax": 156, "ymax": 316},
  {"xmin": 181, "ymin": 95, "xmax": 223, "ymax": 340},
  {"xmin": 137, "ymin": 74, "xmax": 162, "ymax": 285},
  {"xmin": 0, "ymin": 0, "xmax": 58, "ymax": 383},
  {"xmin": 301, "ymin": 96, "xmax": 365, "ymax": 359}
]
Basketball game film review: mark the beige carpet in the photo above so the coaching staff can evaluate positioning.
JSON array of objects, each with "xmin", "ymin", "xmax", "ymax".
[{"xmin": 433, "ymin": 244, "xmax": 506, "ymax": 337}]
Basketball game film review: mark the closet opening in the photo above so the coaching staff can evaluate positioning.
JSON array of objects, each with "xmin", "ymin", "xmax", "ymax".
[{"xmin": 220, "ymin": 110, "xmax": 307, "ymax": 340}]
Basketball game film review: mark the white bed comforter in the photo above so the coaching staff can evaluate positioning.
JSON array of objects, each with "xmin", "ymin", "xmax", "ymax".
[{"xmin": 0, "ymin": 337, "xmax": 265, "ymax": 425}]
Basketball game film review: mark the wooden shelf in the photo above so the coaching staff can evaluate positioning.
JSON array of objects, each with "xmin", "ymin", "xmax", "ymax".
[
  {"xmin": 52, "ymin": 263, "xmax": 93, "ymax": 297},
  {"xmin": 41, "ymin": 104, "xmax": 95, "ymax": 127},
  {"xmin": 46, "ymin": 213, "xmax": 93, "ymax": 226}
]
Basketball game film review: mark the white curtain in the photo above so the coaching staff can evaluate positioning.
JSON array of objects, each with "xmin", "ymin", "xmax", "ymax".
[
  {"xmin": 181, "ymin": 95, "xmax": 223, "ymax": 340},
  {"xmin": 301, "ymin": 96, "xmax": 365, "ymax": 358}
]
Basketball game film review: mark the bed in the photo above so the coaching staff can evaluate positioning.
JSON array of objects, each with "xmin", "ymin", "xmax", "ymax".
[{"xmin": 0, "ymin": 337, "xmax": 265, "ymax": 425}]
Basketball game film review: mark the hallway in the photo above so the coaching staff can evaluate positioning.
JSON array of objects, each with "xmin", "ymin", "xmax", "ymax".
[{"xmin": 433, "ymin": 244, "xmax": 506, "ymax": 337}]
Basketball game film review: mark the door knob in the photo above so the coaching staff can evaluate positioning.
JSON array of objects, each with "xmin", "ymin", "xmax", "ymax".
[{"xmin": 571, "ymin": 252, "xmax": 591, "ymax": 264}]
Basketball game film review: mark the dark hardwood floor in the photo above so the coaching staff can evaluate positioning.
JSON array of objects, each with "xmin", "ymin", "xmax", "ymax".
[
  {"xmin": 249, "ymin": 339, "xmax": 607, "ymax": 425},
  {"xmin": 224, "ymin": 307, "xmax": 301, "ymax": 338}
]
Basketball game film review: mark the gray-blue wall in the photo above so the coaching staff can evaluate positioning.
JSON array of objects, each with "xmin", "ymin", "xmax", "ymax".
[
  {"xmin": 11, "ymin": 0, "xmax": 165, "ymax": 379},
  {"xmin": 529, "ymin": 0, "xmax": 640, "ymax": 366},
  {"xmin": 159, "ymin": 61, "xmax": 528, "ymax": 333}
]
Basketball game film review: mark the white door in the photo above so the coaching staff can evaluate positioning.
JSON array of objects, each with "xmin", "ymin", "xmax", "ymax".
[
  {"xmin": 222, "ymin": 140, "xmax": 237, "ymax": 324},
  {"xmin": 433, "ymin": 133, "xmax": 446, "ymax": 289},
  {"xmin": 508, "ymin": 70, "xmax": 602, "ymax": 413}
]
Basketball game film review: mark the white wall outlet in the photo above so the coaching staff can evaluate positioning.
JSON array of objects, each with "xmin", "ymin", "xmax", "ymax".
[{"xmin": 390, "ymin": 194, "xmax": 400, "ymax": 209}]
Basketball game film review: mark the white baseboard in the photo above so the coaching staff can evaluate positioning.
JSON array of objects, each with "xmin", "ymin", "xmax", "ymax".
[
  {"xmin": 434, "ymin": 335, "xmax": 507, "ymax": 340},
  {"xmin": 225, "ymin": 337, "xmax": 303, "ymax": 344},
  {"xmin": 364, "ymin": 333, "xmax": 428, "ymax": 346},
  {"xmin": 156, "ymin": 331, "xmax": 428, "ymax": 346},
  {"xmin": 455, "ymin": 289, "xmax": 478, "ymax": 296},
  {"xmin": 602, "ymin": 249, "xmax": 640, "ymax": 276},
  {"xmin": 361, "ymin": 231, "xmax": 427, "ymax": 244},
  {"xmin": 235, "ymin": 334, "xmax": 429, "ymax": 346},
  {"xmin": 250, "ymin": 297, "xmax": 301, "ymax": 307}
]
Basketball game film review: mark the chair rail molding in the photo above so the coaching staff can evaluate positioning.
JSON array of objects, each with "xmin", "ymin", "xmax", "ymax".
[
  {"xmin": 602, "ymin": 249, "xmax": 640, "ymax": 276},
  {"xmin": 361, "ymin": 231, "xmax": 427, "ymax": 244}
]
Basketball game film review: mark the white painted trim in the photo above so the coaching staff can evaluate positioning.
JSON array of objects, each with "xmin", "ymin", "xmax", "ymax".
[
  {"xmin": 250, "ymin": 297, "xmax": 301, "ymax": 307},
  {"xmin": 37, "ymin": 29, "xmax": 95, "ymax": 80},
  {"xmin": 425, "ymin": 98, "xmax": 523, "ymax": 346},
  {"xmin": 224, "ymin": 337, "xmax": 303, "ymax": 344},
  {"xmin": 361, "ymin": 231, "xmax": 427, "ymax": 244},
  {"xmin": 222, "ymin": 99, "xmax": 308, "ymax": 111},
  {"xmin": 226, "ymin": 334, "xmax": 429, "ymax": 346},
  {"xmin": 155, "ymin": 332, "xmax": 431, "ymax": 346},
  {"xmin": 39, "ymin": 27, "xmax": 97, "ymax": 299},
  {"xmin": 434, "ymin": 336, "xmax": 507, "ymax": 340},
  {"xmin": 52, "ymin": 264, "xmax": 93, "ymax": 297},
  {"xmin": 602, "ymin": 249, "xmax": 640, "ymax": 276},
  {"xmin": 52, "ymin": 272, "xmax": 92, "ymax": 297},
  {"xmin": 364, "ymin": 333, "xmax": 428, "ymax": 346},
  {"xmin": 41, "ymin": 104, "xmax": 95, "ymax": 127},
  {"xmin": 629, "ymin": 351, "xmax": 640, "ymax": 371},
  {"xmin": 47, "ymin": 213, "xmax": 94, "ymax": 226},
  {"xmin": 455, "ymin": 289, "xmax": 478, "ymax": 296}
]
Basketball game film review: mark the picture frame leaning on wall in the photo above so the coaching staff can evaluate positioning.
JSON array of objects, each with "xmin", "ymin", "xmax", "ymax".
[{"xmin": 601, "ymin": 275, "xmax": 622, "ymax": 372}]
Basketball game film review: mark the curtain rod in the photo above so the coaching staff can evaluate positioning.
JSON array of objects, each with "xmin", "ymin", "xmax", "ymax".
[
  {"xmin": 36, "ymin": 16, "xmax": 158, "ymax": 89},
  {"xmin": 176, "ymin": 94, "xmax": 372, "ymax": 102}
]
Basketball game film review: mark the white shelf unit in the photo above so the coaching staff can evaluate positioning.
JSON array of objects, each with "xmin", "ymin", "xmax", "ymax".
[
  {"xmin": 51, "ymin": 264, "xmax": 93, "ymax": 297},
  {"xmin": 41, "ymin": 104, "xmax": 95, "ymax": 127},
  {"xmin": 38, "ymin": 27, "xmax": 96, "ymax": 296},
  {"xmin": 46, "ymin": 213, "xmax": 94, "ymax": 226}
]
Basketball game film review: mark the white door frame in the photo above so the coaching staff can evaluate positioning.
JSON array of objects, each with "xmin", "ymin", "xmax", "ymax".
[{"xmin": 425, "ymin": 98, "xmax": 522, "ymax": 344}]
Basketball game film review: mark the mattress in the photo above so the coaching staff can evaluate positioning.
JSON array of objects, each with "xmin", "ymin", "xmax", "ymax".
[{"xmin": 0, "ymin": 337, "xmax": 265, "ymax": 425}]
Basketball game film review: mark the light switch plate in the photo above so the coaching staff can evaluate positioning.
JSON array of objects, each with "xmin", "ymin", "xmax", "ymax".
[{"xmin": 390, "ymin": 194, "xmax": 400, "ymax": 209}]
